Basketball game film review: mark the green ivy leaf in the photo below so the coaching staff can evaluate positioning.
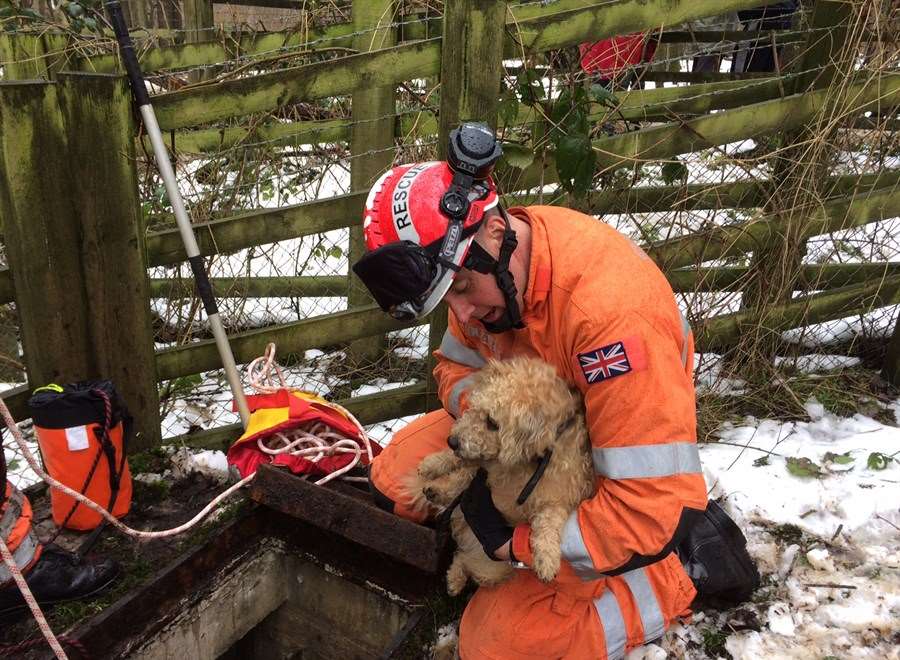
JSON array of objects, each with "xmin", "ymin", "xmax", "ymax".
[
  {"xmin": 661, "ymin": 159, "xmax": 688, "ymax": 185},
  {"xmin": 66, "ymin": 2, "xmax": 85, "ymax": 18},
  {"xmin": 500, "ymin": 142, "xmax": 534, "ymax": 170},
  {"xmin": 7, "ymin": 459, "xmax": 20, "ymax": 471},
  {"xmin": 867, "ymin": 452, "xmax": 893, "ymax": 470},
  {"xmin": 590, "ymin": 84, "xmax": 619, "ymax": 107},
  {"xmin": 556, "ymin": 133, "xmax": 595, "ymax": 198},
  {"xmin": 498, "ymin": 89, "xmax": 519, "ymax": 128},
  {"xmin": 786, "ymin": 456, "xmax": 822, "ymax": 479},
  {"xmin": 327, "ymin": 245, "xmax": 343, "ymax": 259},
  {"xmin": 823, "ymin": 451, "xmax": 854, "ymax": 465}
]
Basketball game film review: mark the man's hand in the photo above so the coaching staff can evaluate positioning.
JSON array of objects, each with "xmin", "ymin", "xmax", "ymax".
[{"xmin": 460, "ymin": 469, "xmax": 514, "ymax": 561}]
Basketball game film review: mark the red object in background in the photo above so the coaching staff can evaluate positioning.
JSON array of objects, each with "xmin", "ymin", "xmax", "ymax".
[{"xmin": 579, "ymin": 33, "xmax": 657, "ymax": 78}]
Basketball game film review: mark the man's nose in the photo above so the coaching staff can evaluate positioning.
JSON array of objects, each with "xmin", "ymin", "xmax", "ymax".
[
  {"xmin": 445, "ymin": 293, "xmax": 473, "ymax": 324},
  {"xmin": 447, "ymin": 435, "xmax": 460, "ymax": 451}
]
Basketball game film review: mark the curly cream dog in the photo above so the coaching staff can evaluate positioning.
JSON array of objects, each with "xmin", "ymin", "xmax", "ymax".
[{"xmin": 407, "ymin": 357, "xmax": 593, "ymax": 595}]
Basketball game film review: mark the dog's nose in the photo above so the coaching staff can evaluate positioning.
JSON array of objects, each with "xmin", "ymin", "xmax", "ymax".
[{"xmin": 447, "ymin": 435, "xmax": 459, "ymax": 451}]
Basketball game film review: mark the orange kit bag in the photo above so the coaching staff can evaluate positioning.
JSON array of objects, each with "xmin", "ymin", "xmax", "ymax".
[{"xmin": 28, "ymin": 381, "xmax": 133, "ymax": 531}]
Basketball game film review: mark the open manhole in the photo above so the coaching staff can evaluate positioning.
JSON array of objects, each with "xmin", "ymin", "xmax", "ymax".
[{"xmin": 48, "ymin": 465, "xmax": 451, "ymax": 660}]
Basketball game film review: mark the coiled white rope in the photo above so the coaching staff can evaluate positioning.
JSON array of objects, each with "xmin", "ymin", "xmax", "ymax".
[{"xmin": 245, "ymin": 343, "xmax": 374, "ymax": 485}]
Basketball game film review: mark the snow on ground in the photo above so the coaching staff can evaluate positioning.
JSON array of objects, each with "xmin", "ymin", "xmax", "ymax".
[{"xmin": 645, "ymin": 401, "xmax": 900, "ymax": 660}]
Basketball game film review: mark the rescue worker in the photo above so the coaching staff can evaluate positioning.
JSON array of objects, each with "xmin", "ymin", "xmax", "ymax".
[
  {"xmin": 0, "ymin": 451, "xmax": 120, "ymax": 619},
  {"xmin": 353, "ymin": 123, "xmax": 757, "ymax": 659}
]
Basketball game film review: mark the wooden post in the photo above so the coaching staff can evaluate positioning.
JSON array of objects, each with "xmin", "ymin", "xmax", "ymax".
[
  {"xmin": 182, "ymin": 0, "xmax": 214, "ymax": 45},
  {"xmin": 0, "ymin": 77, "xmax": 161, "ymax": 449},
  {"xmin": 0, "ymin": 81, "xmax": 94, "ymax": 392},
  {"xmin": 736, "ymin": 1, "xmax": 855, "ymax": 369},
  {"xmin": 347, "ymin": 0, "xmax": 397, "ymax": 370},
  {"xmin": 57, "ymin": 73, "xmax": 162, "ymax": 451},
  {"xmin": 427, "ymin": 0, "xmax": 506, "ymax": 410}
]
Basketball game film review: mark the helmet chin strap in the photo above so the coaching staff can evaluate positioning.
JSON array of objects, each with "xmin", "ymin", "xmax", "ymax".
[{"xmin": 464, "ymin": 207, "xmax": 525, "ymax": 333}]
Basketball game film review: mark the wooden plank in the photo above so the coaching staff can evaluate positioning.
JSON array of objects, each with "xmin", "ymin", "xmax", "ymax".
[
  {"xmin": 250, "ymin": 463, "xmax": 446, "ymax": 573},
  {"xmin": 504, "ymin": 74, "xmax": 900, "ymax": 192},
  {"xmin": 648, "ymin": 185, "xmax": 900, "ymax": 272},
  {"xmin": 155, "ymin": 305, "xmax": 414, "ymax": 380},
  {"xmin": 146, "ymin": 190, "xmax": 367, "ymax": 266},
  {"xmin": 504, "ymin": 0, "xmax": 796, "ymax": 56},
  {"xmin": 57, "ymin": 73, "xmax": 162, "ymax": 451},
  {"xmin": 152, "ymin": 38, "xmax": 441, "ymax": 130},
  {"xmin": 150, "ymin": 275, "xmax": 347, "ymax": 298},
  {"xmin": 79, "ymin": 23, "xmax": 358, "ymax": 75},
  {"xmin": 669, "ymin": 263, "xmax": 900, "ymax": 293},
  {"xmin": 700, "ymin": 274, "xmax": 900, "ymax": 352}
]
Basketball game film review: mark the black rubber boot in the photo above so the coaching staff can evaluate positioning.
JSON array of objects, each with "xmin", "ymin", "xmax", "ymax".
[
  {"xmin": 0, "ymin": 544, "xmax": 120, "ymax": 618},
  {"xmin": 677, "ymin": 500, "xmax": 760, "ymax": 606}
]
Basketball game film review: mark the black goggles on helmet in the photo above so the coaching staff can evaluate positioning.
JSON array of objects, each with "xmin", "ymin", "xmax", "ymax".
[
  {"xmin": 352, "ymin": 221, "xmax": 483, "ymax": 321},
  {"xmin": 352, "ymin": 123, "xmax": 503, "ymax": 322}
]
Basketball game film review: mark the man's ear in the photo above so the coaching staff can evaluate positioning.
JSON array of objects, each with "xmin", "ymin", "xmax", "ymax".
[{"xmin": 477, "ymin": 210, "xmax": 506, "ymax": 258}]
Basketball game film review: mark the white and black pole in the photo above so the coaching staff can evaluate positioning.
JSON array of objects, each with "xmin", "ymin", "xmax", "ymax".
[{"xmin": 105, "ymin": 1, "xmax": 251, "ymax": 428}]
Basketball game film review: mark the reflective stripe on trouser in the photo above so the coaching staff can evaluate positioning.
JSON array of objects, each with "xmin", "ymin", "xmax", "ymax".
[
  {"xmin": 458, "ymin": 552, "xmax": 695, "ymax": 660},
  {"xmin": 0, "ymin": 485, "xmax": 24, "ymax": 540},
  {"xmin": 593, "ymin": 567, "xmax": 664, "ymax": 659},
  {"xmin": 0, "ymin": 483, "xmax": 42, "ymax": 586},
  {"xmin": 0, "ymin": 526, "xmax": 41, "ymax": 584},
  {"xmin": 368, "ymin": 410, "xmax": 455, "ymax": 523}
]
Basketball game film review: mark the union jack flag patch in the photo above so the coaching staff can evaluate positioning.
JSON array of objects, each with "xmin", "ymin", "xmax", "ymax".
[{"xmin": 578, "ymin": 341, "xmax": 632, "ymax": 384}]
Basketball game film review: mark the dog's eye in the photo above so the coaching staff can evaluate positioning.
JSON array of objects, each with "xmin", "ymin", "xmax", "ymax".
[{"xmin": 485, "ymin": 416, "xmax": 499, "ymax": 431}]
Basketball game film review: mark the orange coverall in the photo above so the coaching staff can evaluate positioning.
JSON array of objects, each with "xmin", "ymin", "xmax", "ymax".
[{"xmin": 370, "ymin": 206, "xmax": 708, "ymax": 659}]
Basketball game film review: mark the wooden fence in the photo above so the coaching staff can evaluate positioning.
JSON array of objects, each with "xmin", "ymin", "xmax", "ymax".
[{"xmin": 0, "ymin": 0, "xmax": 898, "ymax": 452}]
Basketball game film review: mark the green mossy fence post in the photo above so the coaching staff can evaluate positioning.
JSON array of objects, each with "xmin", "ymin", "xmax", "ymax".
[
  {"xmin": 57, "ymin": 73, "xmax": 162, "ymax": 451},
  {"xmin": 0, "ymin": 76, "xmax": 161, "ymax": 449},
  {"xmin": 737, "ymin": 1, "xmax": 855, "ymax": 362},
  {"xmin": 0, "ymin": 81, "xmax": 94, "ymax": 393},
  {"xmin": 427, "ymin": 0, "xmax": 506, "ymax": 410},
  {"xmin": 347, "ymin": 0, "xmax": 397, "ymax": 371}
]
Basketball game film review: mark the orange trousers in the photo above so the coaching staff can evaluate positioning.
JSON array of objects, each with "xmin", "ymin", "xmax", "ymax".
[{"xmin": 370, "ymin": 411, "xmax": 696, "ymax": 660}]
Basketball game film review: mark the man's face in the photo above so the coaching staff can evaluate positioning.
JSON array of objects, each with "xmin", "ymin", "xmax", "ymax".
[{"xmin": 443, "ymin": 265, "xmax": 507, "ymax": 326}]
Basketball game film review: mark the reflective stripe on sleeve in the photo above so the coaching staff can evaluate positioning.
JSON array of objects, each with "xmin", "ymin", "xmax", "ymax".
[
  {"xmin": 448, "ymin": 373, "xmax": 478, "ymax": 417},
  {"xmin": 439, "ymin": 331, "xmax": 486, "ymax": 369},
  {"xmin": 680, "ymin": 312, "xmax": 691, "ymax": 368},
  {"xmin": 560, "ymin": 511, "xmax": 600, "ymax": 580},
  {"xmin": 0, "ymin": 487, "xmax": 24, "ymax": 540},
  {"xmin": 593, "ymin": 566, "xmax": 665, "ymax": 659},
  {"xmin": 592, "ymin": 442, "xmax": 702, "ymax": 480},
  {"xmin": 0, "ymin": 526, "xmax": 39, "ymax": 585}
]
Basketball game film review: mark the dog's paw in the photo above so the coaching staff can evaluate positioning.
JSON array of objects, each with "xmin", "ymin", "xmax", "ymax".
[
  {"xmin": 418, "ymin": 452, "xmax": 448, "ymax": 481},
  {"xmin": 532, "ymin": 551, "xmax": 561, "ymax": 583}
]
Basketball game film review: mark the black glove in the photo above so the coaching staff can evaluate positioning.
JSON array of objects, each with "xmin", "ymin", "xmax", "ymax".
[{"xmin": 460, "ymin": 469, "xmax": 514, "ymax": 561}]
